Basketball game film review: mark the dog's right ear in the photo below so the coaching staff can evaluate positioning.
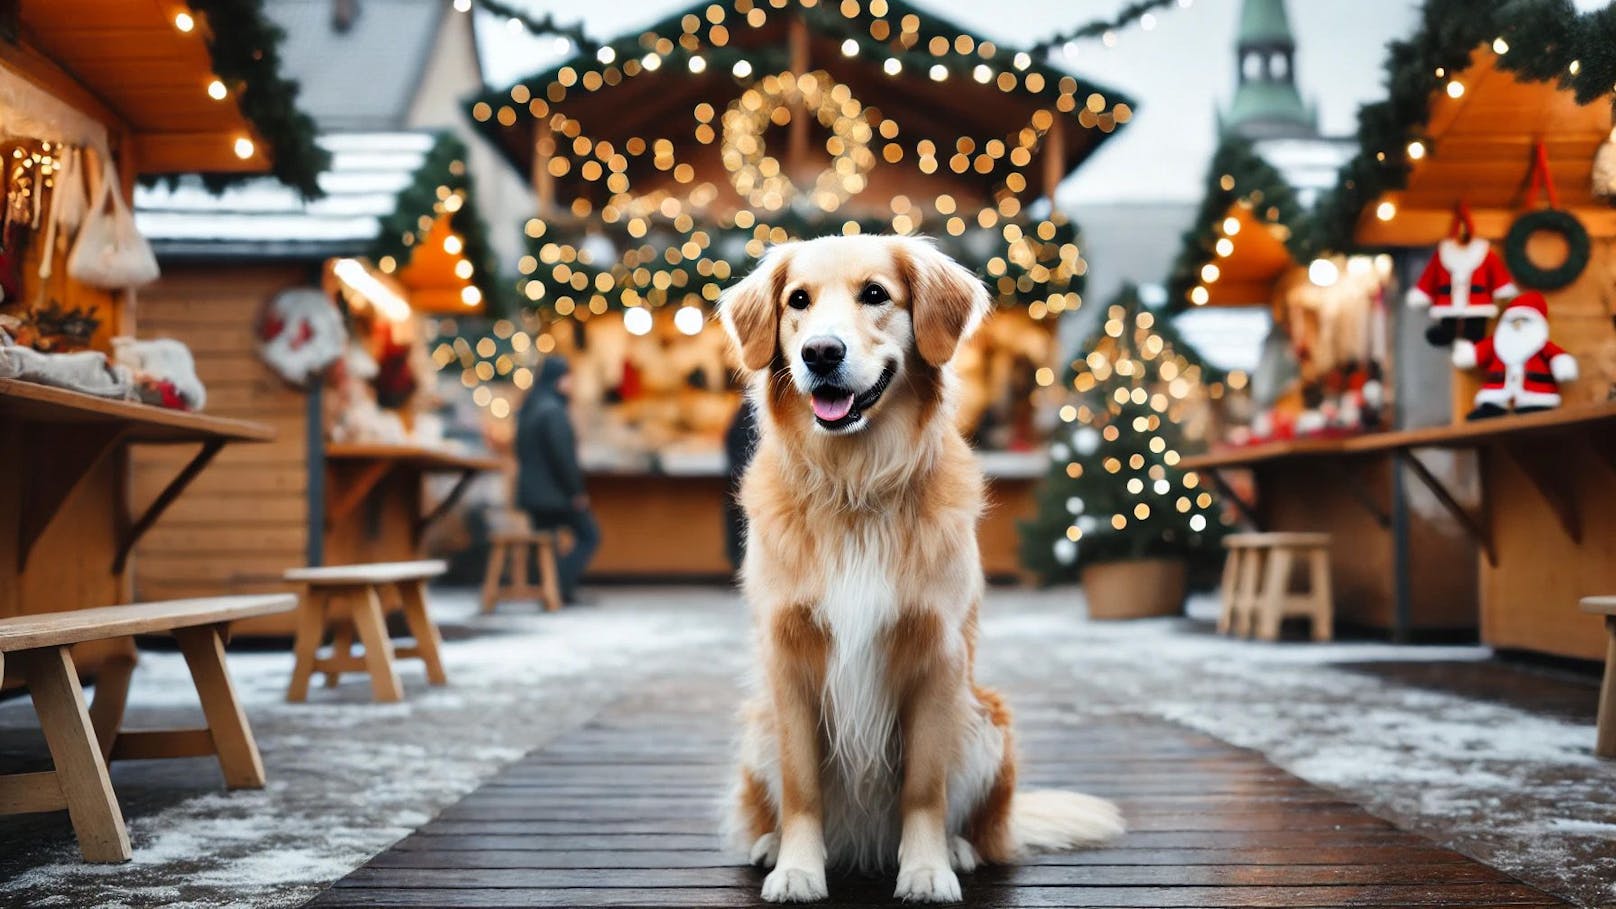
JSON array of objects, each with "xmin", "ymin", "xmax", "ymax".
[{"xmin": 720, "ymin": 244, "xmax": 793, "ymax": 372}]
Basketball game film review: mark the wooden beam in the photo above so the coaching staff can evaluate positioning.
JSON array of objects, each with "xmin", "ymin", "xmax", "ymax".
[
  {"xmin": 1501, "ymin": 440, "xmax": 1582, "ymax": 544},
  {"xmin": 414, "ymin": 468, "xmax": 480, "ymax": 545},
  {"xmin": 1396, "ymin": 450, "xmax": 1495, "ymax": 566},
  {"xmin": 532, "ymin": 117, "xmax": 555, "ymax": 216},
  {"xmin": 108, "ymin": 728, "xmax": 216, "ymax": 761},
  {"xmin": 114, "ymin": 439, "xmax": 225, "ymax": 573},
  {"xmin": 19, "ymin": 424, "xmax": 128, "ymax": 573},
  {"xmin": 0, "ymin": 771, "xmax": 67, "ymax": 815},
  {"xmin": 787, "ymin": 15, "xmax": 810, "ymax": 183},
  {"xmin": 0, "ymin": 33, "xmax": 126, "ymax": 135},
  {"xmin": 1042, "ymin": 115, "xmax": 1065, "ymax": 216},
  {"xmin": 134, "ymin": 131, "xmax": 268, "ymax": 176}
]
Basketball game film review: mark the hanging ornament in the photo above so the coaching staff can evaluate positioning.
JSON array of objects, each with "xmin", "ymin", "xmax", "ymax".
[
  {"xmin": 1406, "ymin": 201, "xmax": 1518, "ymax": 347},
  {"xmin": 1452, "ymin": 291, "xmax": 1578, "ymax": 420},
  {"xmin": 1504, "ymin": 144, "xmax": 1589, "ymax": 292}
]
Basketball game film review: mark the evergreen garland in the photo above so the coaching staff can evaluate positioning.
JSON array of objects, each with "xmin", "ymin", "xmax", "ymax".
[
  {"xmin": 1166, "ymin": 136, "xmax": 1307, "ymax": 312},
  {"xmin": 1029, "ymin": 0, "xmax": 1185, "ymax": 56},
  {"xmin": 1311, "ymin": 0, "xmax": 1616, "ymax": 254},
  {"xmin": 370, "ymin": 133, "xmax": 514, "ymax": 317},
  {"xmin": 517, "ymin": 210, "xmax": 1084, "ymax": 320},
  {"xmin": 185, "ymin": 0, "xmax": 330, "ymax": 199},
  {"xmin": 472, "ymin": 0, "xmax": 597, "ymax": 53}
]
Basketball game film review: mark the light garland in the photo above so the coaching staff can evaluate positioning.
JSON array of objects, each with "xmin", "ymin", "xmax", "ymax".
[{"xmin": 720, "ymin": 70, "xmax": 875, "ymax": 212}]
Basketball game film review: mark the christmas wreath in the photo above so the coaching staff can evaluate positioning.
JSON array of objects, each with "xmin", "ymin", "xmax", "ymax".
[{"xmin": 1503, "ymin": 208, "xmax": 1588, "ymax": 291}]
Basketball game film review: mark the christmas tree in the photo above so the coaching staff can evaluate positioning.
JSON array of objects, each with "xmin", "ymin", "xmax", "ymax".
[{"xmin": 1019, "ymin": 285, "xmax": 1227, "ymax": 583}]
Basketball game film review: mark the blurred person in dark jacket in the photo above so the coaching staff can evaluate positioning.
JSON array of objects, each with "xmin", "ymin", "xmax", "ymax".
[{"xmin": 516, "ymin": 357, "xmax": 599, "ymax": 604}]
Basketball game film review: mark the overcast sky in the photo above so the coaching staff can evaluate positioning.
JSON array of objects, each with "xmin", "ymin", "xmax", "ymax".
[{"xmin": 472, "ymin": 0, "xmax": 1609, "ymax": 203}]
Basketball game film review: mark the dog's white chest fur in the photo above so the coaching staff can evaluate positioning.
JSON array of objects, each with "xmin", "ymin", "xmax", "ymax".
[{"xmin": 818, "ymin": 526, "xmax": 901, "ymax": 778}]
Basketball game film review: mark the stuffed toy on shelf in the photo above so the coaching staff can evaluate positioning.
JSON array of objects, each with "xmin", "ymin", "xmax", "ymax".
[
  {"xmin": 1452, "ymin": 291, "xmax": 1577, "ymax": 420},
  {"xmin": 1407, "ymin": 204, "xmax": 1518, "ymax": 347}
]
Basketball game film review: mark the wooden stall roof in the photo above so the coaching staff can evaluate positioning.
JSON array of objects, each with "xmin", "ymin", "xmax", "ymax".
[
  {"xmin": 1358, "ymin": 50, "xmax": 1615, "ymax": 245},
  {"xmin": 468, "ymin": 0, "xmax": 1131, "ymax": 214},
  {"xmin": 1200, "ymin": 201, "xmax": 1299, "ymax": 307},
  {"xmin": 8, "ymin": 0, "xmax": 295, "ymax": 177}
]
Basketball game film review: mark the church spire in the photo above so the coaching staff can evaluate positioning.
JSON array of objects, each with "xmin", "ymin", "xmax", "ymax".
[{"xmin": 1224, "ymin": 0, "xmax": 1316, "ymax": 140}]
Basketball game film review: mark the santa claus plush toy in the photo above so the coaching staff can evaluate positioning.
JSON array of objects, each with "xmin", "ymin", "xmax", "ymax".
[
  {"xmin": 1452, "ymin": 291, "xmax": 1578, "ymax": 420},
  {"xmin": 1407, "ymin": 234, "xmax": 1519, "ymax": 347}
]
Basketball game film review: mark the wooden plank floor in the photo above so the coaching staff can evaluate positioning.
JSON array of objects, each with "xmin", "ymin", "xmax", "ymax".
[{"xmin": 307, "ymin": 678, "xmax": 1569, "ymax": 908}]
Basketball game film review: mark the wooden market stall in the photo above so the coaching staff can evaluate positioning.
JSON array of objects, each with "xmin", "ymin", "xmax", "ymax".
[
  {"xmin": 1182, "ymin": 9, "xmax": 1616, "ymax": 659},
  {"xmin": 128, "ymin": 2, "xmax": 522, "ymax": 633},
  {"xmin": 0, "ymin": 0, "xmax": 325, "ymax": 679},
  {"xmin": 461, "ymin": 0, "xmax": 1132, "ymax": 577}
]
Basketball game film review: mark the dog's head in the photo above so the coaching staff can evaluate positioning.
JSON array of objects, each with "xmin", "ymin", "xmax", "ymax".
[{"xmin": 720, "ymin": 235, "xmax": 988, "ymax": 435}]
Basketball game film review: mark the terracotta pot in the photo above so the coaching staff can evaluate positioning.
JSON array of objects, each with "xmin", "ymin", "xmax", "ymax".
[{"xmin": 1080, "ymin": 558, "xmax": 1188, "ymax": 620}]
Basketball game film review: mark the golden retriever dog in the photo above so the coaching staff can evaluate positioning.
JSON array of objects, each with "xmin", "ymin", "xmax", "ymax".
[{"xmin": 719, "ymin": 236, "xmax": 1123, "ymax": 903}]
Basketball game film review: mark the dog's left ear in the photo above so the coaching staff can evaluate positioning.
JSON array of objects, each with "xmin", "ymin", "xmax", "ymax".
[{"xmin": 901, "ymin": 239, "xmax": 991, "ymax": 367}]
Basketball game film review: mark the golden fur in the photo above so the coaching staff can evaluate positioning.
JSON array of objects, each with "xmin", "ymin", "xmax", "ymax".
[{"xmin": 720, "ymin": 236, "xmax": 1121, "ymax": 904}]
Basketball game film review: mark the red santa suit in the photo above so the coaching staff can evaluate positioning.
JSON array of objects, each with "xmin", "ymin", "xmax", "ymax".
[
  {"xmin": 1406, "ymin": 237, "xmax": 1519, "ymax": 319},
  {"xmin": 1452, "ymin": 292, "xmax": 1578, "ymax": 410}
]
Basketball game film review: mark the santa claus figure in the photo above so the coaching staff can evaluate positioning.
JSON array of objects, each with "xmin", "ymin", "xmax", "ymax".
[
  {"xmin": 1452, "ymin": 292, "xmax": 1578, "ymax": 420},
  {"xmin": 1407, "ymin": 234, "xmax": 1519, "ymax": 346}
]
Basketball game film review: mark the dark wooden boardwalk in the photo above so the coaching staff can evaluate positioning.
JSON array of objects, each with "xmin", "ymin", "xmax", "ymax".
[{"xmin": 307, "ymin": 678, "xmax": 1569, "ymax": 908}]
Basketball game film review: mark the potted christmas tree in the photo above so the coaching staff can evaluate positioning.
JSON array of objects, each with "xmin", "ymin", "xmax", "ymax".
[{"xmin": 1019, "ymin": 285, "xmax": 1227, "ymax": 619}]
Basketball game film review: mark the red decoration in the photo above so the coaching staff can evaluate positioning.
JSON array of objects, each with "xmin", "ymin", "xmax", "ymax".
[{"xmin": 1452, "ymin": 291, "xmax": 1579, "ymax": 419}]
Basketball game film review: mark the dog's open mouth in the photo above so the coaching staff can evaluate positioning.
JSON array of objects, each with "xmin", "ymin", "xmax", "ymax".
[{"xmin": 810, "ymin": 364, "xmax": 896, "ymax": 430}]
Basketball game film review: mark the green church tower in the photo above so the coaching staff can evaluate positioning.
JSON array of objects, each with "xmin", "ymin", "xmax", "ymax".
[{"xmin": 1223, "ymin": 0, "xmax": 1318, "ymax": 139}]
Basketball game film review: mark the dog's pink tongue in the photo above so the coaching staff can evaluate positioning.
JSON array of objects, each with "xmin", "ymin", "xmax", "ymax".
[{"xmin": 812, "ymin": 393, "xmax": 855, "ymax": 422}]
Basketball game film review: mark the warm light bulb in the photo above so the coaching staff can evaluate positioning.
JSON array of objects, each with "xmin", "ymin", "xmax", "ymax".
[
  {"xmin": 642, "ymin": 53, "xmax": 662, "ymax": 71},
  {"xmin": 841, "ymin": 38, "xmax": 858, "ymax": 57},
  {"xmin": 174, "ymin": 11, "xmax": 195, "ymax": 31},
  {"xmin": 460, "ymin": 285, "xmax": 482, "ymax": 307},
  {"xmin": 1446, "ymin": 80, "xmax": 1465, "ymax": 98},
  {"xmin": 596, "ymin": 46, "xmax": 616, "ymax": 64},
  {"xmin": 1406, "ymin": 140, "xmax": 1425, "ymax": 160},
  {"xmin": 673, "ymin": 306, "xmax": 704, "ymax": 336},
  {"xmin": 688, "ymin": 56, "xmax": 706, "ymax": 73},
  {"xmin": 883, "ymin": 58, "xmax": 901, "ymax": 76},
  {"xmin": 929, "ymin": 64, "xmax": 948, "ymax": 81},
  {"xmin": 1190, "ymin": 286, "xmax": 1209, "ymax": 306},
  {"xmin": 232, "ymin": 137, "xmax": 255, "ymax": 159},
  {"xmin": 1222, "ymin": 216, "xmax": 1240, "ymax": 236},
  {"xmin": 624, "ymin": 307, "xmax": 653, "ymax": 336},
  {"xmin": 1308, "ymin": 258, "xmax": 1340, "ymax": 286},
  {"xmin": 1375, "ymin": 200, "xmax": 1397, "ymax": 221},
  {"xmin": 207, "ymin": 79, "xmax": 227, "ymax": 101},
  {"xmin": 732, "ymin": 60, "xmax": 753, "ymax": 78},
  {"xmin": 444, "ymin": 235, "xmax": 464, "ymax": 255}
]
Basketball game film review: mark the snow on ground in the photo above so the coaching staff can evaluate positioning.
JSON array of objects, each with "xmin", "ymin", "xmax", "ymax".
[{"xmin": 0, "ymin": 585, "xmax": 1611, "ymax": 907}]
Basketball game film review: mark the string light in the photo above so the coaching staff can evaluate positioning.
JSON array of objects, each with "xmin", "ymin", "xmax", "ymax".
[
  {"xmin": 207, "ymin": 79, "xmax": 228, "ymax": 101},
  {"xmin": 173, "ymin": 11, "xmax": 195, "ymax": 32},
  {"xmin": 233, "ymin": 137, "xmax": 255, "ymax": 159}
]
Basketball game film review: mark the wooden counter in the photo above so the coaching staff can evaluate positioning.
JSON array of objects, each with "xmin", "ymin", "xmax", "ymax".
[
  {"xmin": 0, "ymin": 378, "xmax": 274, "ymax": 684},
  {"xmin": 585, "ymin": 453, "xmax": 1043, "ymax": 581},
  {"xmin": 1182, "ymin": 403, "xmax": 1616, "ymax": 659},
  {"xmin": 323, "ymin": 443, "xmax": 501, "ymax": 566}
]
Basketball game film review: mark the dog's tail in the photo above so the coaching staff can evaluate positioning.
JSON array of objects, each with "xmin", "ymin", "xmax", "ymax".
[{"xmin": 1010, "ymin": 789, "xmax": 1125, "ymax": 854}]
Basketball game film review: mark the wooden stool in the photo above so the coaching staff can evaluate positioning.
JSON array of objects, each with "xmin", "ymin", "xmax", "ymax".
[
  {"xmin": 1220, "ymin": 533, "xmax": 1334, "ymax": 642},
  {"xmin": 284, "ymin": 560, "xmax": 449, "ymax": 703},
  {"xmin": 0, "ymin": 594, "xmax": 294, "ymax": 862},
  {"xmin": 1579, "ymin": 597, "xmax": 1616, "ymax": 758},
  {"xmin": 481, "ymin": 514, "xmax": 563, "ymax": 613}
]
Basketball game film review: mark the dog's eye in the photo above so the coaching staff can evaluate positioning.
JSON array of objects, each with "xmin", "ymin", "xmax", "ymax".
[
  {"xmin": 787, "ymin": 288, "xmax": 810, "ymax": 310},
  {"xmin": 859, "ymin": 282, "xmax": 890, "ymax": 305}
]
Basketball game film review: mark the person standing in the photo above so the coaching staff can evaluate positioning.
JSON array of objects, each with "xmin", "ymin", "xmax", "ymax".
[{"xmin": 516, "ymin": 357, "xmax": 599, "ymax": 604}]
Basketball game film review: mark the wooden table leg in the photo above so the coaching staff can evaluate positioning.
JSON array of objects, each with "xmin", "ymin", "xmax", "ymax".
[
  {"xmin": 396, "ymin": 580, "xmax": 448, "ymax": 686},
  {"xmin": 325, "ymin": 622, "xmax": 354, "ymax": 689},
  {"xmin": 87, "ymin": 638, "xmax": 137, "ymax": 762},
  {"xmin": 350, "ymin": 586, "xmax": 404, "ymax": 703},
  {"xmin": 480, "ymin": 541, "xmax": 505, "ymax": 614},
  {"xmin": 174, "ymin": 625, "xmax": 266, "ymax": 790},
  {"xmin": 1217, "ymin": 548, "xmax": 1240, "ymax": 635},
  {"xmin": 537, "ymin": 537, "xmax": 563, "ymax": 613},
  {"xmin": 1258, "ymin": 548, "xmax": 1293, "ymax": 642},
  {"xmin": 20, "ymin": 646, "xmax": 131, "ymax": 863},
  {"xmin": 1599, "ymin": 617, "xmax": 1616, "ymax": 760},
  {"xmin": 287, "ymin": 592, "xmax": 326, "ymax": 703}
]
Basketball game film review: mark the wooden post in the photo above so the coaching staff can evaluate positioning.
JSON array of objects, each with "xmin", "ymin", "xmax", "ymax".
[
  {"xmin": 532, "ymin": 118, "xmax": 555, "ymax": 216},
  {"xmin": 22, "ymin": 646, "xmax": 131, "ymax": 862},
  {"xmin": 787, "ymin": 15, "xmax": 810, "ymax": 181},
  {"xmin": 1042, "ymin": 116, "xmax": 1065, "ymax": 217}
]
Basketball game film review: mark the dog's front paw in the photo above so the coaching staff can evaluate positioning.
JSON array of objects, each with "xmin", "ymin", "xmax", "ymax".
[
  {"xmin": 761, "ymin": 864, "xmax": 828, "ymax": 902},
  {"xmin": 948, "ymin": 836, "xmax": 979, "ymax": 873},
  {"xmin": 894, "ymin": 864, "xmax": 962, "ymax": 903},
  {"xmin": 749, "ymin": 831, "xmax": 781, "ymax": 868}
]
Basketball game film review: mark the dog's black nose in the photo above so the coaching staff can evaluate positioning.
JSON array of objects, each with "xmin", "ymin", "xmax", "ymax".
[{"xmin": 801, "ymin": 336, "xmax": 846, "ymax": 375}]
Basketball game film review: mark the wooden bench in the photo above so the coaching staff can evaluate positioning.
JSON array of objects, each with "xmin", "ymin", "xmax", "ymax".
[
  {"xmin": 480, "ymin": 512, "xmax": 563, "ymax": 614},
  {"xmin": 1219, "ymin": 532, "xmax": 1334, "ymax": 641},
  {"xmin": 284, "ymin": 560, "xmax": 448, "ymax": 703},
  {"xmin": 0, "ymin": 594, "xmax": 294, "ymax": 862},
  {"xmin": 1580, "ymin": 597, "xmax": 1616, "ymax": 758}
]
